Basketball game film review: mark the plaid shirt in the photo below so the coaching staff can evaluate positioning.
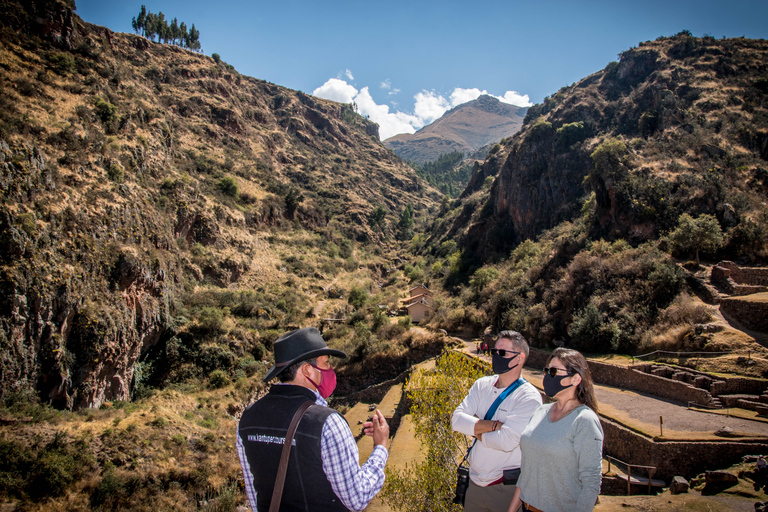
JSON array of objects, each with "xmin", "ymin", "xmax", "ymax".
[{"xmin": 237, "ymin": 387, "xmax": 388, "ymax": 511}]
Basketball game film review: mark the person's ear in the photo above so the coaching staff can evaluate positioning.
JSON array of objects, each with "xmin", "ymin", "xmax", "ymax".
[{"xmin": 570, "ymin": 372, "xmax": 582, "ymax": 387}]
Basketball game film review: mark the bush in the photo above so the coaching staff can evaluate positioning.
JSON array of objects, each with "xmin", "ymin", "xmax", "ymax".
[
  {"xmin": 107, "ymin": 162, "xmax": 125, "ymax": 183},
  {"xmin": 217, "ymin": 176, "xmax": 238, "ymax": 198},
  {"xmin": 48, "ymin": 52, "xmax": 75, "ymax": 75},
  {"xmin": 568, "ymin": 303, "xmax": 619, "ymax": 353},
  {"xmin": 527, "ymin": 118, "xmax": 554, "ymax": 142},
  {"xmin": 347, "ymin": 286, "xmax": 368, "ymax": 310},
  {"xmin": 208, "ymin": 369, "xmax": 230, "ymax": 389},
  {"xmin": 380, "ymin": 351, "xmax": 484, "ymax": 512},
  {"xmin": 556, "ymin": 121, "xmax": 589, "ymax": 148},
  {"xmin": 95, "ymin": 98, "xmax": 118, "ymax": 124},
  {"xmin": 212, "ymin": 53, "xmax": 221, "ymax": 64}
]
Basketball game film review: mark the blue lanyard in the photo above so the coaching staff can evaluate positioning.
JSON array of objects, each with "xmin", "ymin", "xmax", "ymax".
[
  {"xmin": 484, "ymin": 377, "xmax": 527, "ymax": 420},
  {"xmin": 462, "ymin": 377, "xmax": 527, "ymax": 463}
]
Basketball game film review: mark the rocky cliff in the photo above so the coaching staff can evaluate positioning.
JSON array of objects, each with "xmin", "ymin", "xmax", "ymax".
[
  {"xmin": 0, "ymin": 0, "xmax": 440, "ymax": 409},
  {"xmin": 453, "ymin": 33, "xmax": 768, "ymax": 260}
]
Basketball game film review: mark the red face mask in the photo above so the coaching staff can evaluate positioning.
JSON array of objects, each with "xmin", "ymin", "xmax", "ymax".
[{"xmin": 306, "ymin": 363, "xmax": 337, "ymax": 399}]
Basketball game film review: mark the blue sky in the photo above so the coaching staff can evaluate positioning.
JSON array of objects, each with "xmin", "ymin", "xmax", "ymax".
[{"xmin": 76, "ymin": 0, "xmax": 768, "ymax": 139}]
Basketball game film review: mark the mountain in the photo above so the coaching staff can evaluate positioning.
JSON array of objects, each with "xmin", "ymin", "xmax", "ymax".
[
  {"xmin": 415, "ymin": 32, "xmax": 768, "ymax": 355},
  {"xmin": 383, "ymin": 94, "xmax": 527, "ymax": 164},
  {"xmin": 452, "ymin": 33, "xmax": 768, "ymax": 259},
  {"xmin": 0, "ymin": 0, "xmax": 442, "ymax": 411}
]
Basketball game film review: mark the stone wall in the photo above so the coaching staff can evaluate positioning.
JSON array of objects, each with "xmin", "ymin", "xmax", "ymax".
[
  {"xmin": 711, "ymin": 261, "xmax": 768, "ymax": 295},
  {"xmin": 601, "ymin": 418, "xmax": 768, "ymax": 480},
  {"xmin": 710, "ymin": 375, "xmax": 768, "ymax": 396},
  {"xmin": 528, "ymin": 349, "xmax": 768, "ymax": 400},
  {"xmin": 526, "ymin": 349, "xmax": 713, "ymax": 405},
  {"xmin": 720, "ymin": 297, "xmax": 768, "ymax": 333}
]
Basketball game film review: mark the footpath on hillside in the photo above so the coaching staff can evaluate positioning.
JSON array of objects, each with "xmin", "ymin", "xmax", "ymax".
[{"xmin": 457, "ymin": 340, "xmax": 768, "ymax": 438}]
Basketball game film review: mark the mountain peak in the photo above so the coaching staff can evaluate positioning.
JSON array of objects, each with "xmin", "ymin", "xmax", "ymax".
[{"xmin": 384, "ymin": 96, "xmax": 527, "ymax": 164}]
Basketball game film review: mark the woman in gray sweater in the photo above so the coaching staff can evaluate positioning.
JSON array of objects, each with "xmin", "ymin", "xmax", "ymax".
[{"xmin": 508, "ymin": 348, "xmax": 603, "ymax": 512}]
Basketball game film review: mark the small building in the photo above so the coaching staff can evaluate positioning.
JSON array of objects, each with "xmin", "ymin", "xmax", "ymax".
[
  {"xmin": 407, "ymin": 285, "xmax": 431, "ymax": 299},
  {"xmin": 404, "ymin": 299, "xmax": 432, "ymax": 323}
]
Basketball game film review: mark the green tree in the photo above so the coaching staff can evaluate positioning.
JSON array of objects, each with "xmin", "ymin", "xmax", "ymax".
[
  {"xmin": 396, "ymin": 204, "xmax": 414, "ymax": 241},
  {"xmin": 368, "ymin": 204, "xmax": 386, "ymax": 231},
  {"xmin": 186, "ymin": 23, "xmax": 201, "ymax": 51},
  {"xmin": 284, "ymin": 188, "xmax": 304, "ymax": 219},
  {"xmin": 380, "ymin": 351, "xmax": 484, "ymax": 512},
  {"xmin": 217, "ymin": 176, "xmax": 238, "ymax": 198},
  {"xmin": 347, "ymin": 286, "xmax": 368, "ymax": 310},
  {"xmin": 169, "ymin": 17, "xmax": 180, "ymax": 45},
  {"xmin": 212, "ymin": 53, "xmax": 221, "ymax": 64},
  {"xmin": 179, "ymin": 21, "xmax": 188, "ymax": 46},
  {"xmin": 667, "ymin": 213, "xmax": 724, "ymax": 265},
  {"xmin": 132, "ymin": 5, "xmax": 147, "ymax": 36}
]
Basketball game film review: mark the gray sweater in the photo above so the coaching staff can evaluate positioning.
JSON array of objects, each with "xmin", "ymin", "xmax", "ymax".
[{"xmin": 518, "ymin": 403, "xmax": 603, "ymax": 512}]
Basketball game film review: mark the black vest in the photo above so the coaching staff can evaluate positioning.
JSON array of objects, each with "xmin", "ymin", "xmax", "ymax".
[{"xmin": 238, "ymin": 385, "xmax": 349, "ymax": 512}]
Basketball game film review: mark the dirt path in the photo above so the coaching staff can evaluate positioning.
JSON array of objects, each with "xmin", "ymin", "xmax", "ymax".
[{"xmin": 454, "ymin": 339, "xmax": 768, "ymax": 437}]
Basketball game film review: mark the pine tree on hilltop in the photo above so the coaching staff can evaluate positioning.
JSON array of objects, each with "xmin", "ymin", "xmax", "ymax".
[{"xmin": 131, "ymin": 6, "xmax": 201, "ymax": 51}]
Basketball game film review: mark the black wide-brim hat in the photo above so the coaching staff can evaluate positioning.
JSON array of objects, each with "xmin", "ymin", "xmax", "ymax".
[{"xmin": 263, "ymin": 327, "xmax": 346, "ymax": 382}]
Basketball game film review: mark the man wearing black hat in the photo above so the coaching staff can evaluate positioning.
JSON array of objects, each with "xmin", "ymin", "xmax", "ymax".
[{"xmin": 237, "ymin": 327, "xmax": 390, "ymax": 511}]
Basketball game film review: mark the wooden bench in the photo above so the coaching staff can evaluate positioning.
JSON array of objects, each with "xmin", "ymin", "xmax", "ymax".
[{"xmin": 606, "ymin": 456, "xmax": 665, "ymax": 495}]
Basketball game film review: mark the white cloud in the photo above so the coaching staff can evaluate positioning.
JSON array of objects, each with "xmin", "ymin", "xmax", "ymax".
[
  {"xmin": 312, "ymin": 78, "xmax": 357, "ymax": 103},
  {"xmin": 313, "ymin": 80, "xmax": 422, "ymax": 139},
  {"xmin": 355, "ymin": 87, "xmax": 421, "ymax": 140},
  {"xmin": 345, "ymin": 69, "xmax": 354, "ymax": 80},
  {"xmin": 450, "ymin": 87, "xmax": 485, "ymax": 106},
  {"xmin": 498, "ymin": 90, "xmax": 533, "ymax": 107},
  {"xmin": 313, "ymin": 77, "xmax": 532, "ymax": 140},
  {"xmin": 413, "ymin": 91, "xmax": 451, "ymax": 125}
]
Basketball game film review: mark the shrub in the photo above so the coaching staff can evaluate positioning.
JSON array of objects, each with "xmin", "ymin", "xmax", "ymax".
[
  {"xmin": 380, "ymin": 351, "xmax": 484, "ymax": 512},
  {"xmin": 527, "ymin": 118, "xmax": 554, "ymax": 142},
  {"xmin": 48, "ymin": 52, "xmax": 75, "ymax": 75},
  {"xmin": 568, "ymin": 303, "xmax": 620, "ymax": 353},
  {"xmin": 208, "ymin": 370, "xmax": 230, "ymax": 389},
  {"xmin": 398, "ymin": 316, "xmax": 412, "ymax": 330},
  {"xmin": 212, "ymin": 53, "xmax": 221, "ymax": 64},
  {"xmin": 556, "ymin": 121, "xmax": 589, "ymax": 148},
  {"xmin": 95, "ymin": 98, "xmax": 118, "ymax": 124},
  {"xmin": 217, "ymin": 176, "xmax": 238, "ymax": 198},
  {"xmin": 347, "ymin": 286, "xmax": 368, "ymax": 310},
  {"xmin": 666, "ymin": 213, "xmax": 724, "ymax": 264},
  {"xmin": 107, "ymin": 161, "xmax": 125, "ymax": 183}
]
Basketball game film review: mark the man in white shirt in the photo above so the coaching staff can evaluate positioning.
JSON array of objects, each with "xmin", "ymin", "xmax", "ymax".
[{"xmin": 452, "ymin": 331, "xmax": 542, "ymax": 512}]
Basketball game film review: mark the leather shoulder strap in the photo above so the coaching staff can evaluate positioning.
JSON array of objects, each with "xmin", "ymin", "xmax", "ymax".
[{"xmin": 269, "ymin": 400, "xmax": 314, "ymax": 512}]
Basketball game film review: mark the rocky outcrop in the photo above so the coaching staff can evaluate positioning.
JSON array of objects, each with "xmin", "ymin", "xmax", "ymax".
[
  {"xmin": 451, "ymin": 35, "xmax": 768, "ymax": 260},
  {"xmin": 0, "ymin": 141, "xmax": 178, "ymax": 409}
]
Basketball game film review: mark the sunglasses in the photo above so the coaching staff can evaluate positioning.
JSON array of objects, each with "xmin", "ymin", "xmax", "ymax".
[
  {"xmin": 489, "ymin": 349, "xmax": 520, "ymax": 358},
  {"xmin": 543, "ymin": 367, "xmax": 573, "ymax": 378}
]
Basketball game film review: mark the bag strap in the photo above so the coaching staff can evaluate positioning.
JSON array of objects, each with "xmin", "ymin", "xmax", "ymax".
[
  {"xmin": 269, "ymin": 400, "xmax": 314, "ymax": 512},
  {"xmin": 460, "ymin": 377, "xmax": 528, "ymax": 464},
  {"xmin": 484, "ymin": 377, "xmax": 527, "ymax": 420}
]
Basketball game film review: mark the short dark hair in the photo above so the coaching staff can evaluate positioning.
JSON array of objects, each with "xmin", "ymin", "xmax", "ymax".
[
  {"xmin": 496, "ymin": 330, "xmax": 529, "ymax": 359},
  {"xmin": 278, "ymin": 357, "xmax": 318, "ymax": 383}
]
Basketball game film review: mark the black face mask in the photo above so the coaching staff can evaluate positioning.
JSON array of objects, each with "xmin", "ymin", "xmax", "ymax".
[
  {"xmin": 543, "ymin": 373, "xmax": 573, "ymax": 398},
  {"xmin": 492, "ymin": 353, "xmax": 519, "ymax": 375}
]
